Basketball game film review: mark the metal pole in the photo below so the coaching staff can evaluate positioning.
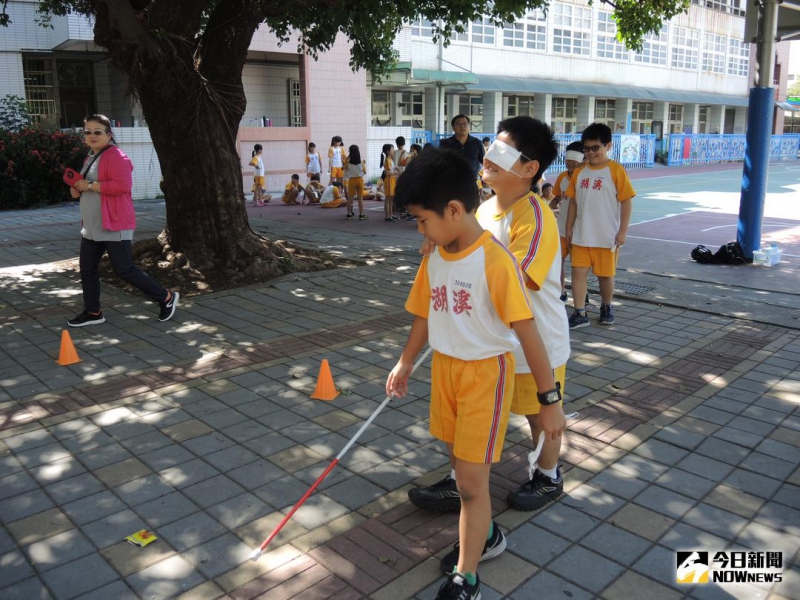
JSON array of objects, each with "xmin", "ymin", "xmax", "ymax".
[{"xmin": 737, "ymin": 0, "xmax": 780, "ymax": 259}]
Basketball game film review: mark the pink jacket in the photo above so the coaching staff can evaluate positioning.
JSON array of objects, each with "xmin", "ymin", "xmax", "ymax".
[{"xmin": 91, "ymin": 145, "xmax": 136, "ymax": 231}]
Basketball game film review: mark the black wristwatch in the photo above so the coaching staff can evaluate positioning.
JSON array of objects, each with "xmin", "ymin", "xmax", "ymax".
[{"xmin": 537, "ymin": 383, "xmax": 562, "ymax": 406}]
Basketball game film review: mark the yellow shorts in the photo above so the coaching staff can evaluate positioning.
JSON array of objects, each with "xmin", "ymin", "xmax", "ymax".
[
  {"xmin": 570, "ymin": 245, "xmax": 618, "ymax": 277},
  {"xmin": 253, "ymin": 176, "xmax": 265, "ymax": 187},
  {"xmin": 347, "ymin": 177, "xmax": 364, "ymax": 200},
  {"xmin": 321, "ymin": 198, "xmax": 345, "ymax": 208},
  {"xmin": 560, "ymin": 236, "xmax": 569, "ymax": 259},
  {"xmin": 385, "ymin": 176, "xmax": 397, "ymax": 196},
  {"xmin": 511, "ymin": 364, "xmax": 567, "ymax": 415},
  {"xmin": 330, "ymin": 167, "xmax": 344, "ymax": 179},
  {"xmin": 430, "ymin": 351, "xmax": 515, "ymax": 464}
]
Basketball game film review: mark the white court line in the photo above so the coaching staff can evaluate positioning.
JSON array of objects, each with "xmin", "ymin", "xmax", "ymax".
[
  {"xmin": 702, "ymin": 223, "xmax": 800, "ymax": 232},
  {"xmin": 630, "ymin": 212, "xmax": 694, "ymax": 226},
  {"xmin": 626, "ymin": 234, "xmax": 800, "ymax": 257}
]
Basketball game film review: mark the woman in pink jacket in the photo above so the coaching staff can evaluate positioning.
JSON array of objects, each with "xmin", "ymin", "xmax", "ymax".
[{"xmin": 67, "ymin": 114, "xmax": 179, "ymax": 326}]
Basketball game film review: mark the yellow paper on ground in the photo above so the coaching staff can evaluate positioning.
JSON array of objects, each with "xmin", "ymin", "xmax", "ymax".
[{"xmin": 124, "ymin": 529, "xmax": 158, "ymax": 547}]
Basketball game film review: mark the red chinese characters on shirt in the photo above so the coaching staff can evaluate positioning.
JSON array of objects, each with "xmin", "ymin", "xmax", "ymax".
[
  {"xmin": 431, "ymin": 285, "xmax": 448, "ymax": 312},
  {"xmin": 452, "ymin": 289, "xmax": 473, "ymax": 316},
  {"xmin": 592, "ymin": 178, "xmax": 603, "ymax": 191},
  {"xmin": 580, "ymin": 178, "xmax": 590, "ymax": 189}
]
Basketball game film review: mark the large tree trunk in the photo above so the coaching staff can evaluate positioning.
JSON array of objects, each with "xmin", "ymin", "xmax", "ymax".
[{"xmin": 92, "ymin": 0, "xmax": 290, "ymax": 287}]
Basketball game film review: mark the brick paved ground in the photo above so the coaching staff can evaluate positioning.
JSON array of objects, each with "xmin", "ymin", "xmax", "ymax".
[{"xmin": 0, "ymin": 204, "xmax": 798, "ymax": 600}]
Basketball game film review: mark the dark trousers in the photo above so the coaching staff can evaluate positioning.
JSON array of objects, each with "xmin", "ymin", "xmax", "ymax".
[{"xmin": 79, "ymin": 236, "xmax": 167, "ymax": 312}]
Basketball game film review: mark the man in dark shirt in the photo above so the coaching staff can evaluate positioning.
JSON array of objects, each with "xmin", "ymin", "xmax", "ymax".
[{"xmin": 439, "ymin": 114, "xmax": 485, "ymax": 177}]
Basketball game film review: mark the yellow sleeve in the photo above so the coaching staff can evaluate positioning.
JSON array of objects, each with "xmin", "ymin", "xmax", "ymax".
[
  {"xmin": 566, "ymin": 166, "xmax": 583, "ymax": 199},
  {"xmin": 611, "ymin": 162, "xmax": 636, "ymax": 202},
  {"xmin": 485, "ymin": 240, "xmax": 534, "ymax": 326},
  {"xmin": 554, "ymin": 172, "xmax": 567, "ymax": 195},
  {"xmin": 405, "ymin": 257, "xmax": 431, "ymax": 319},
  {"xmin": 285, "ymin": 183, "xmax": 292, "ymax": 191},
  {"xmin": 328, "ymin": 147, "xmax": 334, "ymax": 158},
  {"xmin": 305, "ymin": 155, "xmax": 310, "ymax": 165},
  {"xmin": 249, "ymin": 157, "xmax": 257, "ymax": 167},
  {"xmin": 508, "ymin": 198, "xmax": 558, "ymax": 291},
  {"xmin": 333, "ymin": 187, "xmax": 341, "ymax": 199}
]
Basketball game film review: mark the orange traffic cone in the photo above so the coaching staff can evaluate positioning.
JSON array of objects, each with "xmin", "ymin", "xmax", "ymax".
[
  {"xmin": 56, "ymin": 330, "xmax": 81, "ymax": 366},
  {"xmin": 310, "ymin": 359, "xmax": 339, "ymax": 401}
]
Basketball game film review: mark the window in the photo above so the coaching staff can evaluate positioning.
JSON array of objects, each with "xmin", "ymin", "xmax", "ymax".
[
  {"xmin": 23, "ymin": 56, "xmax": 57, "ymax": 127},
  {"xmin": 698, "ymin": 105, "xmax": 709, "ymax": 133},
  {"xmin": 672, "ymin": 27, "xmax": 699, "ymax": 70},
  {"xmin": 631, "ymin": 101, "xmax": 654, "ymax": 134},
  {"xmin": 702, "ymin": 33, "xmax": 726, "ymax": 74},
  {"xmin": 668, "ymin": 104, "xmax": 684, "ymax": 133},
  {"xmin": 410, "ymin": 18, "xmax": 434, "ymax": 38},
  {"xmin": 552, "ymin": 3, "xmax": 591, "ymax": 56},
  {"xmin": 597, "ymin": 12, "xmax": 627, "ymax": 61},
  {"xmin": 289, "ymin": 79, "xmax": 302, "ymax": 127},
  {"xmin": 400, "ymin": 92, "xmax": 424, "ymax": 128},
  {"xmin": 472, "ymin": 17, "xmax": 495, "ymax": 44},
  {"xmin": 371, "ymin": 90, "xmax": 391, "ymax": 125},
  {"xmin": 551, "ymin": 97, "xmax": 577, "ymax": 133},
  {"xmin": 505, "ymin": 95, "xmax": 535, "ymax": 118},
  {"xmin": 728, "ymin": 38, "xmax": 750, "ymax": 77},
  {"xmin": 595, "ymin": 99, "xmax": 616, "ymax": 128},
  {"xmin": 459, "ymin": 95, "xmax": 483, "ymax": 131},
  {"xmin": 634, "ymin": 25, "xmax": 668, "ymax": 65},
  {"xmin": 502, "ymin": 10, "xmax": 546, "ymax": 51}
]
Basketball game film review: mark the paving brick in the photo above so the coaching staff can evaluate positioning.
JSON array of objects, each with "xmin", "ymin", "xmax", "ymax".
[
  {"xmin": 0, "ymin": 489, "xmax": 55, "ymax": 523},
  {"xmin": 73, "ymin": 580, "xmax": 138, "ymax": 600},
  {"xmin": 308, "ymin": 544, "xmax": 382, "ymax": 595},
  {"xmin": 550, "ymin": 545, "xmax": 625, "ymax": 593},
  {"xmin": 0, "ymin": 470, "xmax": 40, "ymax": 501},
  {"xmin": 100, "ymin": 539, "xmax": 176, "ymax": 577},
  {"xmin": 561, "ymin": 483, "xmax": 626, "ymax": 518},
  {"xmin": 653, "ymin": 425, "xmax": 706, "ymax": 450},
  {"xmin": 159, "ymin": 458, "xmax": 220, "ymax": 489},
  {"xmin": 506, "ymin": 523, "xmax": 571, "ymax": 566},
  {"xmin": 722, "ymin": 468, "xmax": 782, "ymax": 500},
  {"xmin": 703, "ymin": 484, "xmax": 765, "ymax": 519},
  {"xmin": 183, "ymin": 475, "xmax": 245, "ymax": 509},
  {"xmin": 93, "ymin": 457, "xmax": 151, "ymax": 488},
  {"xmin": 79, "ymin": 509, "xmax": 149, "ymax": 550},
  {"xmin": 659, "ymin": 522, "xmax": 728, "ymax": 552},
  {"xmin": 7, "ymin": 507, "xmax": 73, "ymax": 546},
  {"xmin": 41, "ymin": 553, "xmax": 118, "ymax": 600},
  {"xmin": 125, "ymin": 554, "xmax": 205, "ymax": 599},
  {"xmin": 739, "ymin": 451, "xmax": 796, "ymax": 481},
  {"xmin": 682, "ymin": 503, "xmax": 749, "ymax": 540},
  {"xmin": 532, "ymin": 503, "xmax": 602, "ymax": 542},
  {"xmin": 609, "ymin": 453, "xmax": 669, "ymax": 482},
  {"xmin": 158, "ymin": 511, "xmax": 228, "ymax": 553},
  {"xmin": 601, "ymin": 571, "xmax": 682, "ymax": 600},
  {"xmin": 162, "ymin": 420, "xmax": 215, "ymax": 443},
  {"xmin": 135, "ymin": 491, "xmax": 200, "ymax": 528},
  {"xmin": 581, "ymin": 523, "xmax": 652, "ymax": 565},
  {"xmin": 75, "ymin": 444, "xmax": 133, "ymax": 470},
  {"xmin": 0, "ymin": 549, "xmax": 37, "ymax": 588},
  {"xmin": 207, "ymin": 493, "xmax": 272, "ymax": 530},
  {"xmin": 0, "ymin": 575, "xmax": 56, "ymax": 600},
  {"xmin": 610, "ymin": 503, "xmax": 675, "ymax": 541},
  {"xmin": 675, "ymin": 454, "xmax": 735, "ymax": 482},
  {"xmin": 510, "ymin": 570, "xmax": 594, "ymax": 600}
]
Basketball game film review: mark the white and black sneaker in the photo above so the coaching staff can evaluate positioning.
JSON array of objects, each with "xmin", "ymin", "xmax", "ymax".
[
  {"xmin": 158, "ymin": 291, "xmax": 179, "ymax": 322},
  {"xmin": 408, "ymin": 474, "xmax": 461, "ymax": 512},
  {"xmin": 507, "ymin": 466, "xmax": 564, "ymax": 511},
  {"xmin": 435, "ymin": 573, "xmax": 481, "ymax": 600},
  {"xmin": 440, "ymin": 521, "xmax": 507, "ymax": 574},
  {"xmin": 68, "ymin": 309, "xmax": 105, "ymax": 327}
]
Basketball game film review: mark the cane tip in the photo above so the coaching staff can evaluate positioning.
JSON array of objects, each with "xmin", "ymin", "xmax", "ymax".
[{"xmin": 249, "ymin": 548, "xmax": 263, "ymax": 562}]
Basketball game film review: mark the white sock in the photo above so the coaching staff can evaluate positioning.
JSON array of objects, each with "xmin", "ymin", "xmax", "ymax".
[
  {"xmin": 538, "ymin": 465, "xmax": 559, "ymax": 480},
  {"xmin": 450, "ymin": 468, "xmax": 457, "ymax": 481}
]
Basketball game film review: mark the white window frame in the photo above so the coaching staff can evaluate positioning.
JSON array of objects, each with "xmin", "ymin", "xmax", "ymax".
[
  {"xmin": 502, "ymin": 10, "xmax": 546, "ymax": 51},
  {"xmin": 595, "ymin": 99, "xmax": 616, "ymax": 128},
  {"xmin": 505, "ymin": 95, "xmax": 535, "ymax": 118},
  {"xmin": 289, "ymin": 79, "xmax": 302, "ymax": 127},
  {"xmin": 635, "ymin": 25, "xmax": 668, "ymax": 65},
  {"xmin": 551, "ymin": 97, "xmax": 578, "ymax": 133},
  {"xmin": 632, "ymin": 101, "xmax": 654, "ymax": 134},
  {"xmin": 672, "ymin": 26, "xmax": 700, "ymax": 71},
  {"xmin": 727, "ymin": 38, "xmax": 750, "ymax": 77},
  {"xmin": 459, "ymin": 95, "xmax": 483, "ymax": 132},
  {"xmin": 552, "ymin": 3, "xmax": 592, "ymax": 56},
  {"xmin": 596, "ymin": 12, "xmax": 627, "ymax": 61},
  {"xmin": 471, "ymin": 16, "xmax": 496, "ymax": 45},
  {"xmin": 702, "ymin": 32, "xmax": 726, "ymax": 74},
  {"xmin": 371, "ymin": 90, "xmax": 391, "ymax": 126},
  {"xmin": 668, "ymin": 104, "xmax": 684, "ymax": 133},
  {"xmin": 410, "ymin": 17, "xmax": 435, "ymax": 38},
  {"xmin": 400, "ymin": 91, "xmax": 425, "ymax": 128}
]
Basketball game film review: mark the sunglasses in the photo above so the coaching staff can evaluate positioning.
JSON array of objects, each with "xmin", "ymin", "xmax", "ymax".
[
  {"xmin": 83, "ymin": 130, "xmax": 107, "ymax": 136},
  {"xmin": 583, "ymin": 144, "xmax": 604, "ymax": 153}
]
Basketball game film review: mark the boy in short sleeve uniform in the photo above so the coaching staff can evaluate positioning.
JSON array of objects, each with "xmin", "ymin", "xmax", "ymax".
[{"xmin": 405, "ymin": 230, "xmax": 534, "ymax": 463}]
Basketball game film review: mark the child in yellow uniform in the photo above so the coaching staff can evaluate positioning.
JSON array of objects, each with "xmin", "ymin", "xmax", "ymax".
[
  {"xmin": 552, "ymin": 141, "xmax": 584, "ymax": 301},
  {"xmin": 327, "ymin": 136, "xmax": 346, "ymax": 186},
  {"xmin": 343, "ymin": 144, "xmax": 368, "ymax": 220},
  {"xmin": 281, "ymin": 174, "xmax": 305, "ymax": 205},
  {"xmin": 380, "ymin": 143, "xmax": 398, "ymax": 221},
  {"xmin": 305, "ymin": 173, "xmax": 324, "ymax": 204},
  {"xmin": 565, "ymin": 123, "xmax": 636, "ymax": 328},
  {"xmin": 320, "ymin": 182, "xmax": 346, "ymax": 208},
  {"xmin": 387, "ymin": 148, "xmax": 561, "ymax": 600},
  {"xmin": 249, "ymin": 144, "xmax": 267, "ymax": 205}
]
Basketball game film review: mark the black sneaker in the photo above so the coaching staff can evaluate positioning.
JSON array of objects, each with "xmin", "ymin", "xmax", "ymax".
[
  {"xmin": 358, "ymin": 214, "xmax": 368, "ymax": 220},
  {"xmin": 568, "ymin": 310, "xmax": 589, "ymax": 329},
  {"xmin": 346, "ymin": 213, "xmax": 354, "ymax": 220},
  {"xmin": 507, "ymin": 466, "xmax": 564, "ymax": 511},
  {"xmin": 158, "ymin": 291, "xmax": 180, "ymax": 322},
  {"xmin": 559, "ymin": 291, "xmax": 568, "ymax": 302},
  {"xmin": 408, "ymin": 475, "xmax": 460, "ymax": 511},
  {"xmin": 68, "ymin": 309, "xmax": 105, "ymax": 327},
  {"xmin": 440, "ymin": 521, "xmax": 507, "ymax": 574},
  {"xmin": 435, "ymin": 572, "xmax": 481, "ymax": 600},
  {"xmin": 599, "ymin": 303, "xmax": 615, "ymax": 325}
]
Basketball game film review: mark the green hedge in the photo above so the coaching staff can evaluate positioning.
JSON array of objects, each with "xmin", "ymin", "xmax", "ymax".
[{"xmin": 0, "ymin": 128, "xmax": 85, "ymax": 210}]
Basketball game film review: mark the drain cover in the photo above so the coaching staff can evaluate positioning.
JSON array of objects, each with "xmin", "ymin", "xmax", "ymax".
[{"xmin": 587, "ymin": 276, "xmax": 655, "ymax": 296}]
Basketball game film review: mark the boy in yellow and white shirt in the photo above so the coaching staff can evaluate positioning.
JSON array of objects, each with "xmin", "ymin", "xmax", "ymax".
[
  {"xmin": 552, "ymin": 141, "xmax": 584, "ymax": 300},
  {"xmin": 388, "ymin": 148, "xmax": 561, "ymax": 600},
  {"xmin": 566, "ymin": 123, "xmax": 635, "ymax": 328}
]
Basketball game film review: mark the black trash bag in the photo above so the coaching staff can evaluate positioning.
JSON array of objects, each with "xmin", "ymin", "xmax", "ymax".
[
  {"xmin": 711, "ymin": 241, "xmax": 746, "ymax": 265},
  {"xmin": 691, "ymin": 245, "xmax": 714, "ymax": 264}
]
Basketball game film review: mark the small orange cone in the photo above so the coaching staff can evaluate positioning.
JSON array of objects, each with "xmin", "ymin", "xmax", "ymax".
[
  {"xmin": 56, "ymin": 330, "xmax": 81, "ymax": 366},
  {"xmin": 310, "ymin": 359, "xmax": 339, "ymax": 401}
]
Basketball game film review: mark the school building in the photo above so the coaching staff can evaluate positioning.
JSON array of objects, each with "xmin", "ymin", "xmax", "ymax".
[{"xmin": 0, "ymin": 0, "xmax": 797, "ymax": 196}]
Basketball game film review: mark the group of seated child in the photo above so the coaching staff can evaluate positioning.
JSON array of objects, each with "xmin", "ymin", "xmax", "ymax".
[{"xmin": 273, "ymin": 173, "xmax": 386, "ymax": 211}]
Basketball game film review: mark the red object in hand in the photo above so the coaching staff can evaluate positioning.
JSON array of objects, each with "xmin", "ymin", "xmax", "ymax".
[{"xmin": 63, "ymin": 168, "xmax": 83, "ymax": 186}]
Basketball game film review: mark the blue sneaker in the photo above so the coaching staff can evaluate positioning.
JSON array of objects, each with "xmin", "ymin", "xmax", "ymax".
[
  {"xmin": 568, "ymin": 309, "xmax": 590, "ymax": 329},
  {"xmin": 599, "ymin": 303, "xmax": 615, "ymax": 325}
]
